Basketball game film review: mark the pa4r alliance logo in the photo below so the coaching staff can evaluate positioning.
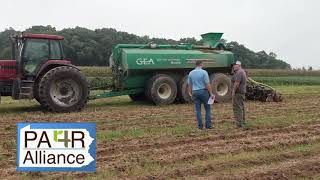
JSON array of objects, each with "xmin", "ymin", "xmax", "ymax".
[{"xmin": 16, "ymin": 123, "xmax": 96, "ymax": 172}]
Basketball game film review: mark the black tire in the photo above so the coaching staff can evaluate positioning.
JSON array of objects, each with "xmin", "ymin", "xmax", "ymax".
[
  {"xmin": 210, "ymin": 73, "xmax": 232, "ymax": 102},
  {"xmin": 145, "ymin": 74, "xmax": 177, "ymax": 105},
  {"xmin": 34, "ymin": 86, "xmax": 40, "ymax": 102},
  {"xmin": 177, "ymin": 75, "xmax": 192, "ymax": 103},
  {"xmin": 129, "ymin": 93, "xmax": 146, "ymax": 101},
  {"xmin": 38, "ymin": 66, "xmax": 89, "ymax": 112},
  {"xmin": 11, "ymin": 79, "xmax": 20, "ymax": 100},
  {"xmin": 33, "ymin": 79, "xmax": 41, "ymax": 103}
]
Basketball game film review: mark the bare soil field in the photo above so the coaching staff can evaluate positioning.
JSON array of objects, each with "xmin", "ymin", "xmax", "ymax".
[{"xmin": 0, "ymin": 86, "xmax": 319, "ymax": 179}]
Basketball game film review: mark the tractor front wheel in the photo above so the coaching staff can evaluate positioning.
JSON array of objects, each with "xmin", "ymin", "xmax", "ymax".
[{"xmin": 38, "ymin": 66, "xmax": 89, "ymax": 112}]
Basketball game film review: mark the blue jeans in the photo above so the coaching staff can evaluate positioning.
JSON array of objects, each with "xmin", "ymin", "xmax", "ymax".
[{"xmin": 192, "ymin": 89, "xmax": 212, "ymax": 129}]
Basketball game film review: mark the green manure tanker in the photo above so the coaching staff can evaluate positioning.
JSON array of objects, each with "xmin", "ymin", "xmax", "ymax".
[{"xmin": 92, "ymin": 33, "xmax": 235, "ymax": 104}]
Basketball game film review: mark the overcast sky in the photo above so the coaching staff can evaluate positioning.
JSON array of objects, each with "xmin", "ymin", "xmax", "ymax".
[{"xmin": 1, "ymin": 0, "xmax": 319, "ymax": 69}]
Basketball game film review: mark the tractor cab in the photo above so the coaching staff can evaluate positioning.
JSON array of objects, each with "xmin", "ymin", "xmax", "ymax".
[{"xmin": 12, "ymin": 33, "xmax": 66, "ymax": 77}]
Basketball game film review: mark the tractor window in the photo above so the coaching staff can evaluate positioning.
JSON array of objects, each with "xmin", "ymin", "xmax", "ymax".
[
  {"xmin": 23, "ymin": 39, "xmax": 49, "ymax": 74},
  {"xmin": 50, "ymin": 40, "xmax": 63, "ymax": 59}
]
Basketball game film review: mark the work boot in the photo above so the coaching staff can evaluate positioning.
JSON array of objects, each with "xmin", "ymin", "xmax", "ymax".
[
  {"xmin": 236, "ymin": 121, "xmax": 243, "ymax": 128},
  {"xmin": 206, "ymin": 124, "xmax": 214, "ymax": 129}
]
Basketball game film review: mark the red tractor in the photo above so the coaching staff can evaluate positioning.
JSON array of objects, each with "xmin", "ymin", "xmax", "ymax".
[{"xmin": 0, "ymin": 34, "xmax": 89, "ymax": 112}]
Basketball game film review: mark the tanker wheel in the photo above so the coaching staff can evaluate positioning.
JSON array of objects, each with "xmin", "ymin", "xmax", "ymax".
[
  {"xmin": 145, "ymin": 74, "xmax": 177, "ymax": 105},
  {"xmin": 129, "ymin": 93, "xmax": 146, "ymax": 101},
  {"xmin": 210, "ymin": 73, "xmax": 232, "ymax": 102},
  {"xmin": 177, "ymin": 75, "xmax": 192, "ymax": 103},
  {"xmin": 38, "ymin": 66, "xmax": 89, "ymax": 112}
]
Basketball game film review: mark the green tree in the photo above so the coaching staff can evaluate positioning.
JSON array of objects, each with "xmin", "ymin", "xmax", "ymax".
[{"xmin": 0, "ymin": 26, "xmax": 291, "ymax": 69}]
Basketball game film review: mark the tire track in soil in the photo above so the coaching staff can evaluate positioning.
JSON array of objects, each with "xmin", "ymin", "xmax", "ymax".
[
  {"xmin": 92, "ymin": 101, "xmax": 320, "ymax": 133},
  {"xmin": 0, "ymin": 94, "xmax": 316, "ymax": 125},
  {"xmin": 3, "ymin": 122, "xmax": 319, "ymax": 175},
  {"xmin": 0, "ymin": 110, "xmax": 316, "ymax": 141},
  {"xmin": 97, "ymin": 123, "xmax": 320, "ymax": 155},
  {"xmin": 98, "ymin": 131, "xmax": 320, "ymax": 169},
  {"xmin": 96, "ymin": 123, "xmax": 320, "ymax": 169},
  {"xmin": 0, "ymin": 104, "xmax": 315, "ymax": 134},
  {"xmin": 0, "ymin": 104, "xmax": 311, "ymax": 137},
  {"xmin": 154, "ymin": 143, "xmax": 320, "ymax": 179},
  {"xmin": 95, "ymin": 135, "xmax": 320, "ymax": 179},
  {"xmin": 244, "ymin": 156, "xmax": 320, "ymax": 180},
  {"xmin": 3, "ymin": 122, "xmax": 318, "ymax": 176},
  {"xmin": 212, "ymin": 153, "xmax": 320, "ymax": 180},
  {"xmin": 186, "ymin": 155, "xmax": 320, "ymax": 180}
]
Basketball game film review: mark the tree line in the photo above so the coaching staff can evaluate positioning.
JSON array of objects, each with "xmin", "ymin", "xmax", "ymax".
[{"xmin": 0, "ymin": 25, "xmax": 290, "ymax": 69}]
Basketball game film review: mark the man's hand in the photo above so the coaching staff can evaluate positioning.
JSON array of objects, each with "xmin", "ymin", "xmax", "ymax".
[
  {"xmin": 231, "ymin": 89, "xmax": 236, "ymax": 105},
  {"xmin": 206, "ymin": 83, "xmax": 214, "ymax": 98},
  {"xmin": 232, "ymin": 91, "xmax": 235, "ymax": 97}
]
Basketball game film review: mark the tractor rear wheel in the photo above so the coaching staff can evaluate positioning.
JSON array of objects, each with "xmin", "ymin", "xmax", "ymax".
[
  {"xmin": 145, "ymin": 74, "xmax": 177, "ymax": 105},
  {"xmin": 177, "ymin": 75, "xmax": 192, "ymax": 103},
  {"xmin": 210, "ymin": 73, "xmax": 232, "ymax": 102},
  {"xmin": 38, "ymin": 66, "xmax": 89, "ymax": 112}
]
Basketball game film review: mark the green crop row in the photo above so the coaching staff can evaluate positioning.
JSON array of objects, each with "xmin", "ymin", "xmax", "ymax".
[
  {"xmin": 86, "ymin": 77, "xmax": 113, "ymax": 88},
  {"xmin": 80, "ymin": 66, "xmax": 112, "ymax": 77},
  {"xmin": 252, "ymin": 76, "xmax": 320, "ymax": 86},
  {"xmin": 86, "ymin": 76, "xmax": 320, "ymax": 88},
  {"xmin": 248, "ymin": 69, "xmax": 320, "ymax": 77},
  {"xmin": 81, "ymin": 66, "xmax": 320, "ymax": 86},
  {"xmin": 80, "ymin": 66, "xmax": 320, "ymax": 77}
]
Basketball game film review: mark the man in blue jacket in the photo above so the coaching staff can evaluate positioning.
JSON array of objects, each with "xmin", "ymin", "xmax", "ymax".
[{"xmin": 188, "ymin": 60, "xmax": 214, "ymax": 129}]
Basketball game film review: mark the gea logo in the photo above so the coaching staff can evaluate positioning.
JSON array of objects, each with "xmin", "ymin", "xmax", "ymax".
[
  {"xmin": 17, "ymin": 123, "xmax": 96, "ymax": 172},
  {"xmin": 136, "ymin": 58, "xmax": 155, "ymax": 65}
]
